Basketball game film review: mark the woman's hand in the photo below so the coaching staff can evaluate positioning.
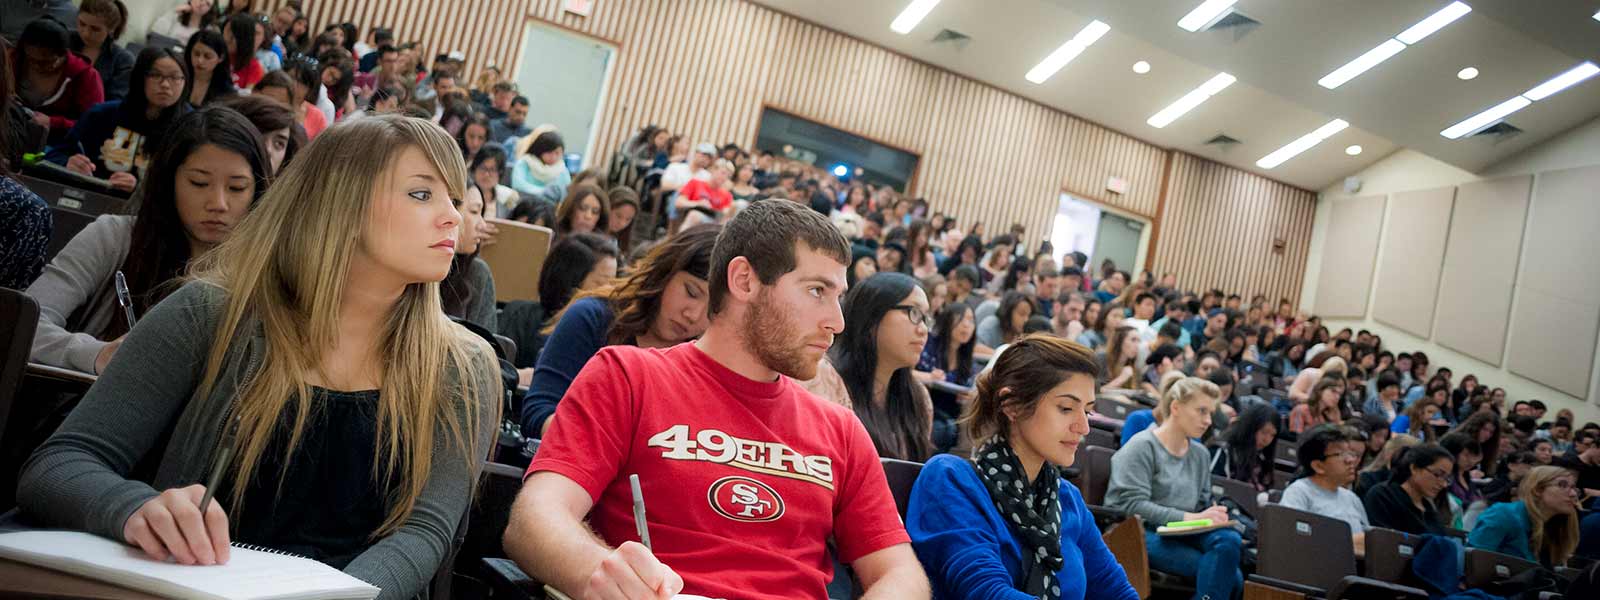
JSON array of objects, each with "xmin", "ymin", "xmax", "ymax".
[
  {"xmin": 31, "ymin": 112, "xmax": 51, "ymax": 129},
  {"xmin": 479, "ymin": 220, "xmax": 500, "ymax": 247},
  {"xmin": 94, "ymin": 335, "xmax": 125, "ymax": 374},
  {"xmin": 108, "ymin": 172, "xmax": 138, "ymax": 192},
  {"xmin": 1183, "ymin": 505, "xmax": 1231, "ymax": 524},
  {"xmin": 66, "ymin": 154, "xmax": 96, "ymax": 175},
  {"xmin": 123, "ymin": 484, "xmax": 231, "ymax": 565}
]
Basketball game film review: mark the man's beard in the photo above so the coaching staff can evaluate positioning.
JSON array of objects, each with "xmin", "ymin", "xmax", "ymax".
[{"xmin": 741, "ymin": 288, "xmax": 821, "ymax": 381}]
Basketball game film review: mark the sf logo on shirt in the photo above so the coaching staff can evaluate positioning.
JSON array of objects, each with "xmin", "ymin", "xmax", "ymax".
[{"xmin": 707, "ymin": 476, "xmax": 785, "ymax": 522}]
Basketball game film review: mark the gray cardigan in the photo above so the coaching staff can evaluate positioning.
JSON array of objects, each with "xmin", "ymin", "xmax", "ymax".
[
  {"xmin": 1105, "ymin": 428, "xmax": 1213, "ymax": 527},
  {"xmin": 26, "ymin": 214, "xmax": 133, "ymax": 373},
  {"xmin": 462, "ymin": 257, "xmax": 497, "ymax": 332},
  {"xmin": 17, "ymin": 281, "xmax": 501, "ymax": 599}
]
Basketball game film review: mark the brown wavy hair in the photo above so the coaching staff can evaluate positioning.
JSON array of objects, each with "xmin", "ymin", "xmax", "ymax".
[
  {"xmin": 543, "ymin": 224, "xmax": 719, "ymax": 343},
  {"xmin": 962, "ymin": 334, "xmax": 1100, "ymax": 443}
]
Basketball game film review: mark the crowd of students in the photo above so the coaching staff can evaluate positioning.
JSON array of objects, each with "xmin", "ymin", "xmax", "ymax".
[{"xmin": 4, "ymin": 2, "xmax": 1600, "ymax": 600}]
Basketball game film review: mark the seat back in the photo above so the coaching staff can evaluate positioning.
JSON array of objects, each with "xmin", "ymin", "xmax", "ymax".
[
  {"xmin": 1096, "ymin": 394, "xmax": 1140, "ymax": 421},
  {"xmin": 1084, "ymin": 427, "xmax": 1118, "ymax": 450},
  {"xmin": 1080, "ymin": 445, "xmax": 1116, "ymax": 506},
  {"xmin": 16, "ymin": 174, "xmax": 132, "ymax": 264},
  {"xmin": 456, "ymin": 461, "xmax": 528, "ymax": 586},
  {"xmin": 1364, "ymin": 528, "xmax": 1420, "ymax": 582},
  {"xmin": 0, "ymin": 289, "xmax": 40, "ymax": 439},
  {"xmin": 1275, "ymin": 440, "xmax": 1299, "ymax": 466},
  {"xmin": 1464, "ymin": 548, "xmax": 1541, "ymax": 589},
  {"xmin": 1210, "ymin": 476, "xmax": 1261, "ymax": 519},
  {"xmin": 879, "ymin": 458, "xmax": 923, "ymax": 520},
  {"xmin": 1257, "ymin": 503, "xmax": 1357, "ymax": 592}
]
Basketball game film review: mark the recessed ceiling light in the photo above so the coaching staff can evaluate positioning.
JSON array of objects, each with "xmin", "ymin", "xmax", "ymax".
[
  {"xmin": 1317, "ymin": 1, "xmax": 1471, "ymax": 90},
  {"xmin": 1147, "ymin": 73, "xmax": 1235, "ymax": 128},
  {"xmin": 1256, "ymin": 119, "xmax": 1349, "ymax": 169},
  {"xmin": 1024, "ymin": 20, "xmax": 1111, "ymax": 84},
  {"xmin": 1177, "ymin": 0, "xmax": 1238, "ymax": 32},
  {"xmin": 1345, "ymin": 145, "xmax": 1363, "ymax": 156},
  {"xmin": 1133, "ymin": 61, "xmax": 1151, "ymax": 74},
  {"xmin": 1457, "ymin": 67, "xmax": 1479, "ymax": 80},
  {"xmin": 889, "ymin": 0, "xmax": 941, "ymax": 35}
]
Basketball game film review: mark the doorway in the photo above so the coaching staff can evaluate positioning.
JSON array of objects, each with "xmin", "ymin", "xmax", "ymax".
[
  {"xmin": 1047, "ymin": 193, "xmax": 1149, "ymax": 275},
  {"xmin": 513, "ymin": 21, "xmax": 616, "ymax": 165}
]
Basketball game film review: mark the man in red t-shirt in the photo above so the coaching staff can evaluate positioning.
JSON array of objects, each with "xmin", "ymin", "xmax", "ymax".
[
  {"xmin": 508, "ymin": 201, "xmax": 929, "ymax": 600},
  {"xmin": 675, "ymin": 159, "xmax": 734, "ymax": 228}
]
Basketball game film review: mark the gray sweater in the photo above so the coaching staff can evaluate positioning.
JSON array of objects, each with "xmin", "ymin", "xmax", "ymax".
[
  {"xmin": 25, "ymin": 214, "xmax": 133, "ymax": 373},
  {"xmin": 17, "ymin": 281, "xmax": 501, "ymax": 599},
  {"xmin": 462, "ymin": 257, "xmax": 497, "ymax": 332},
  {"xmin": 1105, "ymin": 428, "xmax": 1213, "ymax": 527}
]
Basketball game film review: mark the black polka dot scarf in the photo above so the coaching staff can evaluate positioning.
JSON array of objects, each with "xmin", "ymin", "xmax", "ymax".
[{"xmin": 974, "ymin": 434, "xmax": 1064, "ymax": 600}]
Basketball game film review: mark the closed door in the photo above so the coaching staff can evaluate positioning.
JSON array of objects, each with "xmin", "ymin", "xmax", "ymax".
[
  {"xmin": 513, "ymin": 22, "xmax": 615, "ymax": 162},
  {"xmin": 1093, "ymin": 212, "xmax": 1143, "ymax": 275}
]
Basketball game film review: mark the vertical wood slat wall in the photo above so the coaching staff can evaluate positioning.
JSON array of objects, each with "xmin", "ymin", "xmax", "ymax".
[{"xmin": 262, "ymin": 0, "xmax": 1316, "ymax": 305}]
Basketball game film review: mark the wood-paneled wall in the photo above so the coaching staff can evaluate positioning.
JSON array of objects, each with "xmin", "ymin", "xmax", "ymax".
[
  {"xmin": 263, "ymin": 0, "xmax": 1315, "ymax": 304},
  {"xmin": 1155, "ymin": 154, "xmax": 1316, "ymax": 305}
]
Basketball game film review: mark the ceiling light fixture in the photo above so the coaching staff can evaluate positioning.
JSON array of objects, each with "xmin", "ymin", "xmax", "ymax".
[
  {"xmin": 1457, "ymin": 67, "xmax": 1479, "ymax": 80},
  {"xmin": 1146, "ymin": 72, "xmax": 1236, "ymax": 128},
  {"xmin": 1440, "ymin": 61, "xmax": 1598, "ymax": 139},
  {"xmin": 1317, "ymin": 1, "xmax": 1471, "ymax": 89},
  {"xmin": 1592, "ymin": 9, "xmax": 1599, "ymax": 22},
  {"xmin": 1024, "ymin": 20, "xmax": 1111, "ymax": 84},
  {"xmin": 889, "ymin": 0, "xmax": 941, "ymax": 35},
  {"xmin": 1256, "ymin": 119, "xmax": 1349, "ymax": 169},
  {"xmin": 1177, "ymin": 0, "xmax": 1238, "ymax": 32},
  {"xmin": 1345, "ymin": 145, "xmax": 1364, "ymax": 156},
  {"xmin": 1133, "ymin": 60, "xmax": 1151, "ymax": 74}
]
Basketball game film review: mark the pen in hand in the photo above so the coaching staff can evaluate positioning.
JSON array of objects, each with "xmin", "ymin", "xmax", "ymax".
[
  {"xmin": 196, "ymin": 416, "xmax": 240, "ymax": 526},
  {"xmin": 630, "ymin": 474, "xmax": 651, "ymax": 550},
  {"xmin": 114, "ymin": 270, "xmax": 137, "ymax": 328}
]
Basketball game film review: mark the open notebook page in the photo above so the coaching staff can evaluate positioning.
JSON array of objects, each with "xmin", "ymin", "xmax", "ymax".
[{"xmin": 0, "ymin": 530, "xmax": 379, "ymax": 600}]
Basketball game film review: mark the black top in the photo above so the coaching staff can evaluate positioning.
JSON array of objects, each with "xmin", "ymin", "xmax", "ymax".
[
  {"xmin": 227, "ymin": 387, "xmax": 391, "ymax": 569},
  {"xmin": 1355, "ymin": 469, "xmax": 1389, "ymax": 498},
  {"xmin": 1362, "ymin": 480, "xmax": 1448, "ymax": 536}
]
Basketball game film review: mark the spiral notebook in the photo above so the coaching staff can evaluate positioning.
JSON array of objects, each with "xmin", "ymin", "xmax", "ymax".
[{"xmin": 0, "ymin": 530, "xmax": 379, "ymax": 600}]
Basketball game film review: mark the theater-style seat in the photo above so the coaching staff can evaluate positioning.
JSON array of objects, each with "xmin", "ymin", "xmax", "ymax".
[
  {"xmin": 1210, "ymin": 476, "xmax": 1262, "ymax": 520},
  {"xmin": 879, "ymin": 458, "xmax": 922, "ymax": 520},
  {"xmin": 1250, "ymin": 504, "xmax": 1427, "ymax": 599},
  {"xmin": 1464, "ymin": 547, "xmax": 1541, "ymax": 589}
]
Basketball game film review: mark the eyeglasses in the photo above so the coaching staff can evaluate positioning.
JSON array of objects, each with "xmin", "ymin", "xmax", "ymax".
[
  {"xmin": 1322, "ymin": 450, "xmax": 1361, "ymax": 461},
  {"xmin": 1550, "ymin": 480, "xmax": 1576, "ymax": 490},
  {"xmin": 890, "ymin": 305, "xmax": 933, "ymax": 329},
  {"xmin": 1423, "ymin": 467, "xmax": 1451, "ymax": 481},
  {"xmin": 146, "ymin": 73, "xmax": 187, "ymax": 85}
]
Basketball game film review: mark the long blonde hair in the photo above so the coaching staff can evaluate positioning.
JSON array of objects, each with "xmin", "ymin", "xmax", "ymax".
[
  {"xmin": 191, "ymin": 115, "xmax": 499, "ymax": 536},
  {"xmin": 1520, "ymin": 466, "xmax": 1580, "ymax": 565}
]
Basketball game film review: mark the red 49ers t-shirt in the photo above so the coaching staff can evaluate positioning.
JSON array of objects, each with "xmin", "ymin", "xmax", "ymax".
[
  {"xmin": 678, "ymin": 179, "xmax": 733, "ymax": 212},
  {"xmin": 528, "ymin": 343, "xmax": 909, "ymax": 599}
]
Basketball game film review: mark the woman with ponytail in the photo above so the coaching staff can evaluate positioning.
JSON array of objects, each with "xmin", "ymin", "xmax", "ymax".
[{"xmin": 907, "ymin": 334, "xmax": 1138, "ymax": 600}]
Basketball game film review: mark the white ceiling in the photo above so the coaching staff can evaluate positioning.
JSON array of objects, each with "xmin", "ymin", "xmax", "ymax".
[{"xmin": 748, "ymin": 0, "xmax": 1600, "ymax": 191}]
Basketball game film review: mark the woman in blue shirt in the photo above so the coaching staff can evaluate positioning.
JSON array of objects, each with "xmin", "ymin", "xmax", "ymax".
[
  {"xmin": 520, "ymin": 224, "xmax": 718, "ymax": 438},
  {"xmin": 1468, "ymin": 466, "xmax": 1581, "ymax": 566},
  {"xmin": 907, "ymin": 334, "xmax": 1138, "ymax": 600}
]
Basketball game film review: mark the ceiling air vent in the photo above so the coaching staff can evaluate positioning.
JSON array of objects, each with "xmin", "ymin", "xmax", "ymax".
[
  {"xmin": 930, "ymin": 28, "xmax": 971, "ymax": 49},
  {"xmin": 1470, "ymin": 122, "xmax": 1523, "ymax": 140},
  {"xmin": 1204, "ymin": 134, "xmax": 1242, "ymax": 147},
  {"xmin": 1203, "ymin": 11, "xmax": 1260, "ymax": 42}
]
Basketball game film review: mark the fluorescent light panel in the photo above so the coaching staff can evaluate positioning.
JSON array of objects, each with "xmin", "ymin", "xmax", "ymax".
[
  {"xmin": 1318, "ymin": 1, "xmax": 1471, "ymax": 90},
  {"xmin": 1147, "ymin": 73, "xmax": 1235, "ymax": 128},
  {"xmin": 1256, "ymin": 119, "xmax": 1348, "ymax": 169},
  {"xmin": 1439, "ymin": 61, "xmax": 1600, "ymax": 139},
  {"xmin": 1318, "ymin": 40, "xmax": 1406, "ymax": 89},
  {"xmin": 1592, "ymin": 9, "xmax": 1599, "ymax": 21},
  {"xmin": 1025, "ymin": 20, "xmax": 1110, "ymax": 84},
  {"xmin": 1395, "ymin": 1, "xmax": 1471, "ymax": 44},
  {"xmin": 1522, "ymin": 62, "xmax": 1599, "ymax": 100},
  {"xmin": 1178, "ymin": 0, "xmax": 1237, "ymax": 32},
  {"xmin": 890, "ymin": 0, "xmax": 941, "ymax": 34}
]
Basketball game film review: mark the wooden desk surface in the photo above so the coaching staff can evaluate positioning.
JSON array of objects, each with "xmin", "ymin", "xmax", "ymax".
[{"xmin": 0, "ymin": 558, "xmax": 162, "ymax": 599}]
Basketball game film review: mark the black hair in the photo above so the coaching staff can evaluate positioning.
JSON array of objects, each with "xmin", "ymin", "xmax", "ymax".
[
  {"xmin": 280, "ymin": 53, "xmax": 323, "ymax": 106},
  {"xmin": 1221, "ymin": 403, "xmax": 1281, "ymax": 490},
  {"xmin": 933, "ymin": 302, "xmax": 976, "ymax": 384},
  {"xmin": 509, "ymin": 198, "xmax": 555, "ymax": 226},
  {"xmin": 528, "ymin": 131, "xmax": 564, "ymax": 158},
  {"xmin": 956, "ymin": 235, "xmax": 984, "ymax": 263},
  {"xmin": 1295, "ymin": 424, "xmax": 1351, "ymax": 479},
  {"xmin": 1158, "ymin": 319, "xmax": 1183, "ymax": 341},
  {"xmin": 337, "ymin": 23, "xmax": 358, "ymax": 54},
  {"xmin": 999, "ymin": 256, "xmax": 1031, "ymax": 292},
  {"xmin": 185, "ymin": 29, "xmax": 237, "ymax": 105},
  {"xmin": 537, "ymin": 232, "xmax": 620, "ymax": 312},
  {"xmin": 511, "ymin": 95, "xmax": 531, "ymax": 108},
  {"xmin": 832, "ymin": 272, "xmax": 932, "ymax": 462},
  {"xmin": 122, "ymin": 47, "xmax": 192, "ymax": 139},
  {"xmin": 1390, "ymin": 443, "xmax": 1453, "ymax": 484},
  {"xmin": 1376, "ymin": 373, "xmax": 1400, "ymax": 392},
  {"xmin": 470, "ymin": 143, "xmax": 509, "ymax": 183},
  {"xmin": 951, "ymin": 265, "xmax": 981, "ymax": 287},
  {"xmin": 212, "ymin": 94, "xmax": 302, "ymax": 173},
  {"xmin": 108, "ymin": 106, "xmax": 269, "ymax": 339},
  {"xmin": 367, "ymin": 82, "xmax": 407, "ymax": 111},
  {"xmin": 17, "ymin": 17, "xmax": 70, "ymax": 58},
  {"xmin": 457, "ymin": 112, "xmax": 493, "ymax": 160},
  {"xmin": 997, "ymin": 291, "xmax": 1034, "ymax": 343},
  {"xmin": 1439, "ymin": 432, "xmax": 1483, "ymax": 464},
  {"xmin": 224, "ymin": 14, "xmax": 257, "ymax": 73},
  {"xmin": 372, "ymin": 27, "xmax": 394, "ymax": 46}
]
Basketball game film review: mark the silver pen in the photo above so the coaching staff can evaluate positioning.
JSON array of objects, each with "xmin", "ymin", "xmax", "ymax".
[
  {"xmin": 630, "ymin": 474, "xmax": 652, "ymax": 550},
  {"xmin": 114, "ymin": 270, "xmax": 137, "ymax": 328}
]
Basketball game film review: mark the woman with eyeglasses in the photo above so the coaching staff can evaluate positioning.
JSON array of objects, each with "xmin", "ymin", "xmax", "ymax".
[
  {"xmin": 1469, "ymin": 466, "xmax": 1581, "ymax": 566},
  {"xmin": 831, "ymin": 272, "xmax": 935, "ymax": 462},
  {"xmin": 1281, "ymin": 425, "xmax": 1370, "ymax": 557},
  {"xmin": 468, "ymin": 145, "xmax": 518, "ymax": 219},
  {"xmin": 46, "ymin": 47, "xmax": 190, "ymax": 193},
  {"xmin": 1362, "ymin": 443, "xmax": 1454, "ymax": 535}
]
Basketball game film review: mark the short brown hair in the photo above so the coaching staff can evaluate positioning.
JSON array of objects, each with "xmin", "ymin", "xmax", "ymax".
[
  {"xmin": 961, "ymin": 334, "xmax": 1100, "ymax": 442},
  {"xmin": 80, "ymin": 0, "xmax": 129, "ymax": 39},
  {"xmin": 708, "ymin": 200, "xmax": 849, "ymax": 315}
]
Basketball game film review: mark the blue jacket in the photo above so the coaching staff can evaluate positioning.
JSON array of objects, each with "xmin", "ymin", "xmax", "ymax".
[
  {"xmin": 519, "ymin": 297, "xmax": 615, "ymax": 437},
  {"xmin": 1121, "ymin": 409, "xmax": 1157, "ymax": 447},
  {"xmin": 908, "ymin": 454, "xmax": 1139, "ymax": 600},
  {"xmin": 1467, "ymin": 500, "xmax": 1535, "ymax": 563}
]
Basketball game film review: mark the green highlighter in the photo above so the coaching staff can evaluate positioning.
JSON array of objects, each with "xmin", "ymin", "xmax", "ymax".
[{"xmin": 1163, "ymin": 519, "xmax": 1214, "ymax": 528}]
